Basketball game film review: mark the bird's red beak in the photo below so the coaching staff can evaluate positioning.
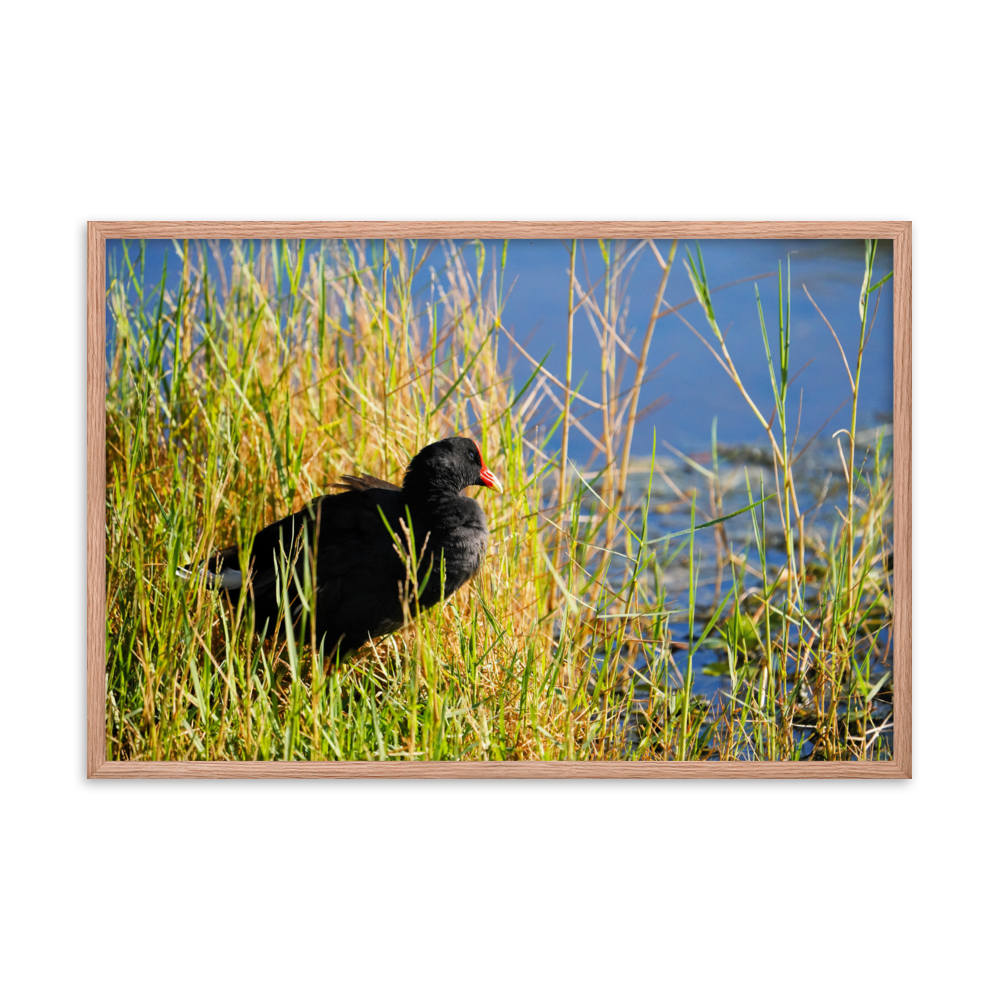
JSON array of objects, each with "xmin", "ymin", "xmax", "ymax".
[
  {"xmin": 478, "ymin": 465, "xmax": 503, "ymax": 494},
  {"xmin": 472, "ymin": 441, "xmax": 503, "ymax": 493}
]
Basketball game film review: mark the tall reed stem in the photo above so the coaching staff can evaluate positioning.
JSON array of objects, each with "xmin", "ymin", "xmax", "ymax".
[{"xmin": 558, "ymin": 239, "xmax": 577, "ymax": 517}]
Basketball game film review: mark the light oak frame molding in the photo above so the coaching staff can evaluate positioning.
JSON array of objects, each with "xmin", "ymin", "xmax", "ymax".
[{"xmin": 87, "ymin": 221, "xmax": 912, "ymax": 779}]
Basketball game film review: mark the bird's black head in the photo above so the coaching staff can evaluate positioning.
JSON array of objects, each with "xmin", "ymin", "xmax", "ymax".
[{"xmin": 402, "ymin": 437, "xmax": 503, "ymax": 500}]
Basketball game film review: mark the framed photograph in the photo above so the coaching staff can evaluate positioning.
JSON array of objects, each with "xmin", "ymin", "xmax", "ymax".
[{"xmin": 88, "ymin": 222, "xmax": 911, "ymax": 777}]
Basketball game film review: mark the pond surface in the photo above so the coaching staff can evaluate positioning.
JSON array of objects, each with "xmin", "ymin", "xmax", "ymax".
[
  {"xmin": 493, "ymin": 238, "xmax": 893, "ymax": 456},
  {"xmin": 581, "ymin": 428, "xmax": 894, "ymax": 760}
]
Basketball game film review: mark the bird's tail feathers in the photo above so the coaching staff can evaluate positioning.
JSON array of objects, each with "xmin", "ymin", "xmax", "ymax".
[{"xmin": 176, "ymin": 562, "xmax": 243, "ymax": 590}]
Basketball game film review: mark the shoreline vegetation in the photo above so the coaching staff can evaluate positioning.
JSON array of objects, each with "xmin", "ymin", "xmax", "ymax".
[{"xmin": 105, "ymin": 238, "xmax": 893, "ymax": 762}]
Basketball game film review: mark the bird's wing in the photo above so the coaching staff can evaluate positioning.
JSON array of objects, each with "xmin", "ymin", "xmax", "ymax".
[
  {"xmin": 191, "ymin": 489, "xmax": 417, "ymax": 648},
  {"xmin": 213, "ymin": 500, "xmax": 326, "ymax": 632},
  {"xmin": 312, "ymin": 491, "xmax": 403, "ymax": 565},
  {"xmin": 281, "ymin": 488, "xmax": 425, "ymax": 651}
]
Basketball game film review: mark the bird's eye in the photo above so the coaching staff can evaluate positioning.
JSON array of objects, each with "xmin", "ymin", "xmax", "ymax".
[{"xmin": 469, "ymin": 449, "xmax": 477, "ymax": 462}]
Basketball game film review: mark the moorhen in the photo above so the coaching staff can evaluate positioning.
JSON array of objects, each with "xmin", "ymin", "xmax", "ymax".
[{"xmin": 179, "ymin": 437, "xmax": 503, "ymax": 659}]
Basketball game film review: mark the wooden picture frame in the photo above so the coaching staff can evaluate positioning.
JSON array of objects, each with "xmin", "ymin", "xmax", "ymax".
[{"xmin": 88, "ymin": 221, "xmax": 911, "ymax": 778}]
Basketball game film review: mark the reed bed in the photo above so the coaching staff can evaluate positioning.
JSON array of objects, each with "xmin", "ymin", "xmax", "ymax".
[{"xmin": 105, "ymin": 237, "xmax": 893, "ymax": 761}]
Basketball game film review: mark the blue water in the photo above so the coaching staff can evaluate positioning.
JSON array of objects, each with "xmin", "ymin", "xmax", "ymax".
[{"xmin": 497, "ymin": 238, "xmax": 892, "ymax": 454}]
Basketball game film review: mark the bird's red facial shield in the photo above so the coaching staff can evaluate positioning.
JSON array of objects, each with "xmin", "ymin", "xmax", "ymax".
[{"xmin": 473, "ymin": 442, "xmax": 503, "ymax": 493}]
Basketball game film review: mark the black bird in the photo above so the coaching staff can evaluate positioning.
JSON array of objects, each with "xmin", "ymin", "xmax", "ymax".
[{"xmin": 179, "ymin": 437, "xmax": 503, "ymax": 659}]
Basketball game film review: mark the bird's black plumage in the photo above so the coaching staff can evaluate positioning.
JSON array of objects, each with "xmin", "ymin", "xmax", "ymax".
[{"xmin": 183, "ymin": 437, "xmax": 503, "ymax": 659}]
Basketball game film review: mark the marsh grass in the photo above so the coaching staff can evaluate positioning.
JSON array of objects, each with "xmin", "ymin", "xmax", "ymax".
[{"xmin": 105, "ymin": 237, "xmax": 893, "ymax": 761}]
